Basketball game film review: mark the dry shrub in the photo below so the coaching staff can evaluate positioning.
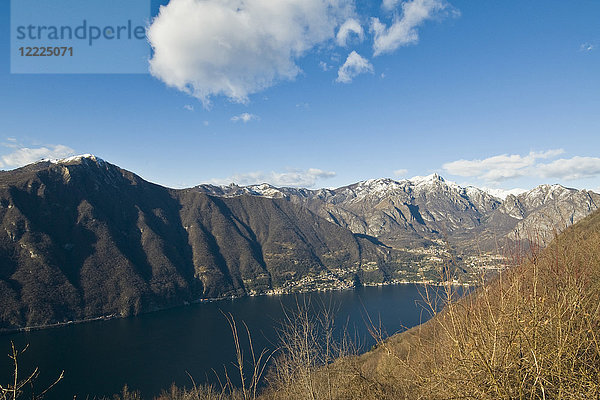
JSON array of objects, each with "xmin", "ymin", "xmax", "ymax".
[
  {"xmin": 260, "ymin": 297, "xmax": 375, "ymax": 400},
  {"xmin": 365, "ymin": 213, "xmax": 600, "ymax": 399},
  {"xmin": 153, "ymin": 383, "xmax": 242, "ymax": 400},
  {"xmin": 0, "ymin": 342, "xmax": 63, "ymax": 400}
]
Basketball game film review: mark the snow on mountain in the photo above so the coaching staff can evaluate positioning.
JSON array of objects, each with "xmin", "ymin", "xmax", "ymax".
[
  {"xmin": 482, "ymin": 187, "xmax": 527, "ymax": 200},
  {"xmin": 46, "ymin": 154, "xmax": 105, "ymax": 165},
  {"xmin": 192, "ymin": 174, "xmax": 599, "ymax": 247}
]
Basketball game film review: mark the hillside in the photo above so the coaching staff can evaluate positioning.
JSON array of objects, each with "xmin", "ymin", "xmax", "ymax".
[{"xmin": 0, "ymin": 156, "xmax": 402, "ymax": 330}]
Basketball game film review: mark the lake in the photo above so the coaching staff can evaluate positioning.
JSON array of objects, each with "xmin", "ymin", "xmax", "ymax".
[{"xmin": 0, "ymin": 284, "xmax": 437, "ymax": 399}]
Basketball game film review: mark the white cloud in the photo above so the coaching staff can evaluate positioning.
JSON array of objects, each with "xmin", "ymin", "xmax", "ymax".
[
  {"xmin": 210, "ymin": 168, "xmax": 336, "ymax": 187},
  {"xmin": 183, "ymin": 104, "xmax": 194, "ymax": 111},
  {"xmin": 336, "ymin": 51, "xmax": 374, "ymax": 83},
  {"xmin": 382, "ymin": 0, "xmax": 400, "ymax": 11},
  {"xmin": 336, "ymin": 18, "xmax": 364, "ymax": 46},
  {"xmin": 393, "ymin": 168, "xmax": 408, "ymax": 176},
  {"xmin": 0, "ymin": 144, "xmax": 75, "ymax": 169},
  {"xmin": 371, "ymin": 0, "xmax": 453, "ymax": 56},
  {"xmin": 147, "ymin": 0, "xmax": 353, "ymax": 106},
  {"xmin": 580, "ymin": 42, "xmax": 595, "ymax": 52},
  {"xmin": 537, "ymin": 156, "xmax": 600, "ymax": 180},
  {"xmin": 319, "ymin": 61, "xmax": 331, "ymax": 71},
  {"xmin": 231, "ymin": 112, "xmax": 259, "ymax": 123},
  {"xmin": 442, "ymin": 150, "xmax": 600, "ymax": 183},
  {"xmin": 443, "ymin": 150, "xmax": 564, "ymax": 181}
]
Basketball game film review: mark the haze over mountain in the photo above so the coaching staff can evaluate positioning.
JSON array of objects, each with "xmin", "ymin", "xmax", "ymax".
[{"xmin": 0, "ymin": 155, "xmax": 598, "ymax": 330}]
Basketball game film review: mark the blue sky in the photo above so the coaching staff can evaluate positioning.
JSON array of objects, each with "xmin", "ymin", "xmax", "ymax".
[{"xmin": 1, "ymin": 0, "xmax": 599, "ymax": 193}]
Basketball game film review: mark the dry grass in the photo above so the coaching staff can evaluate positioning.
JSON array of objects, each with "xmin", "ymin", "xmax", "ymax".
[{"xmin": 356, "ymin": 212, "xmax": 600, "ymax": 399}]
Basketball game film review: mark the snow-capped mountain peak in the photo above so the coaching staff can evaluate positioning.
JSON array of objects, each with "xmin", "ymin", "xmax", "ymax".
[{"xmin": 46, "ymin": 154, "xmax": 105, "ymax": 165}]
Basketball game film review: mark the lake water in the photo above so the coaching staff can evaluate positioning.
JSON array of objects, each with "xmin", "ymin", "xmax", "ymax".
[{"xmin": 0, "ymin": 284, "xmax": 436, "ymax": 399}]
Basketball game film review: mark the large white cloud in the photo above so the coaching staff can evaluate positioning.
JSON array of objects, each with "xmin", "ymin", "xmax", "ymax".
[
  {"xmin": 442, "ymin": 150, "xmax": 600, "ymax": 183},
  {"xmin": 147, "ymin": 0, "xmax": 353, "ymax": 105},
  {"xmin": 210, "ymin": 168, "xmax": 336, "ymax": 187},
  {"xmin": 336, "ymin": 51, "xmax": 373, "ymax": 83},
  {"xmin": 0, "ymin": 144, "xmax": 75, "ymax": 169},
  {"xmin": 372, "ymin": 0, "xmax": 452, "ymax": 56}
]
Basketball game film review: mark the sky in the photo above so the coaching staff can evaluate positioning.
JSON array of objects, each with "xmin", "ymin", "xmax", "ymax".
[{"xmin": 1, "ymin": 0, "xmax": 599, "ymax": 194}]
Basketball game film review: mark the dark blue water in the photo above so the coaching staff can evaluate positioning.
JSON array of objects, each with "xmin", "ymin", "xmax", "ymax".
[{"xmin": 0, "ymin": 284, "xmax": 434, "ymax": 399}]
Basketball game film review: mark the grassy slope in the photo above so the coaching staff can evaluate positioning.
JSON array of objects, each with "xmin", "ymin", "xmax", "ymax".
[{"xmin": 348, "ymin": 208, "xmax": 600, "ymax": 399}]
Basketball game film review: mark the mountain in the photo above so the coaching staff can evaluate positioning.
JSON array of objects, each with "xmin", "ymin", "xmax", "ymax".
[
  {"xmin": 1, "ymin": 156, "xmax": 598, "ymax": 330},
  {"xmin": 482, "ymin": 184, "xmax": 600, "ymax": 245},
  {"xmin": 195, "ymin": 175, "xmax": 501, "ymax": 247},
  {"xmin": 195, "ymin": 175, "xmax": 600, "ymax": 249},
  {"xmin": 0, "ymin": 156, "xmax": 409, "ymax": 330}
]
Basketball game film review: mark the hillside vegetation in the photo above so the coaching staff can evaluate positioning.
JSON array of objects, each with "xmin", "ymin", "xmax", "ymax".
[
  {"xmin": 0, "ymin": 158, "xmax": 404, "ymax": 330},
  {"xmin": 345, "ymin": 208, "xmax": 600, "ymax": 399}
]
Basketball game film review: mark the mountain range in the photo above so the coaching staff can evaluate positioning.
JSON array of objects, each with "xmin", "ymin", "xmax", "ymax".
[
  {"xmin": 195, "ymin": 173, "xmax": 599, "ymax": 249},
  {"xmin": 0, "ymin": 155, "xmax": 598, "ymax": 330}
]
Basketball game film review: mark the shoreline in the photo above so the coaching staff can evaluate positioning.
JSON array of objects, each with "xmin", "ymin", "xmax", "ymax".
[{"xmin": 0, "ymin": 279, "xmax": 475, "ymax": 336}]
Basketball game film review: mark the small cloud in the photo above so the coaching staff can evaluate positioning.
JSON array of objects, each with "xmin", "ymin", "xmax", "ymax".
[
  {"xmin": 203, "ymin": 120, "xmax": 210, "ymax": 126},
  {"xmin": 580, "ymin": 42, "xmax": 595, "ymax": 52},
  {"xmin": 380, "ymin": 72, "xmax": 386, "ymax": 78},
  {"xmin": 319, "ymin": 61, "xmax": 331, "ymax": 71},
  {"xmin": 2, "ymin": 138, "xmax": 19, "ymax": 149},
  {"xmin": 336, "ymin": 51, "xmax": 374, "ymax": 83},
  {"xmin": 329, "ymin": 53, "xmax": 342, "ymax": 63},
  {"xmin": 231, "ymin": 113, "xmax": 259, "ymax": 123},
  {"xmin": 210, "ymin": 168, "xmax": 336, "ymax": 188},
  {"xmin": 371, "ymin": 0, "xmax": 457, "ymax": 56},
  {"xmin": 481, "ymin": 187, "xmax": 527, "ymax": 200},
  {"xmin": 336, "ymin": 18, "xmax": 364, "ymax": 47},
  {"xmin": 394, "ymin": 168, "xmax": 408, "ymax": 177},
  {"xmin": 0, "ymin": 143, "xmax": 75, "ymax": 169},
  {"xmin": 296, "ymin": 102, "xmax": 310, "ymax": 110},
  {"xmin": 382, "ymin": 0, "xmax": 400, "ymax": 11},
  {"xmin": 183, "ymin": 104, "xmax": 194, "ymax": 111}
]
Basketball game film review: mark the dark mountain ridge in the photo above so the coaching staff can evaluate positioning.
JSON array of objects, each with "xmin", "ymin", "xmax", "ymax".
[{"xmin": 0, "ymin": 156, "xmax": 400, "ymax": 330}]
